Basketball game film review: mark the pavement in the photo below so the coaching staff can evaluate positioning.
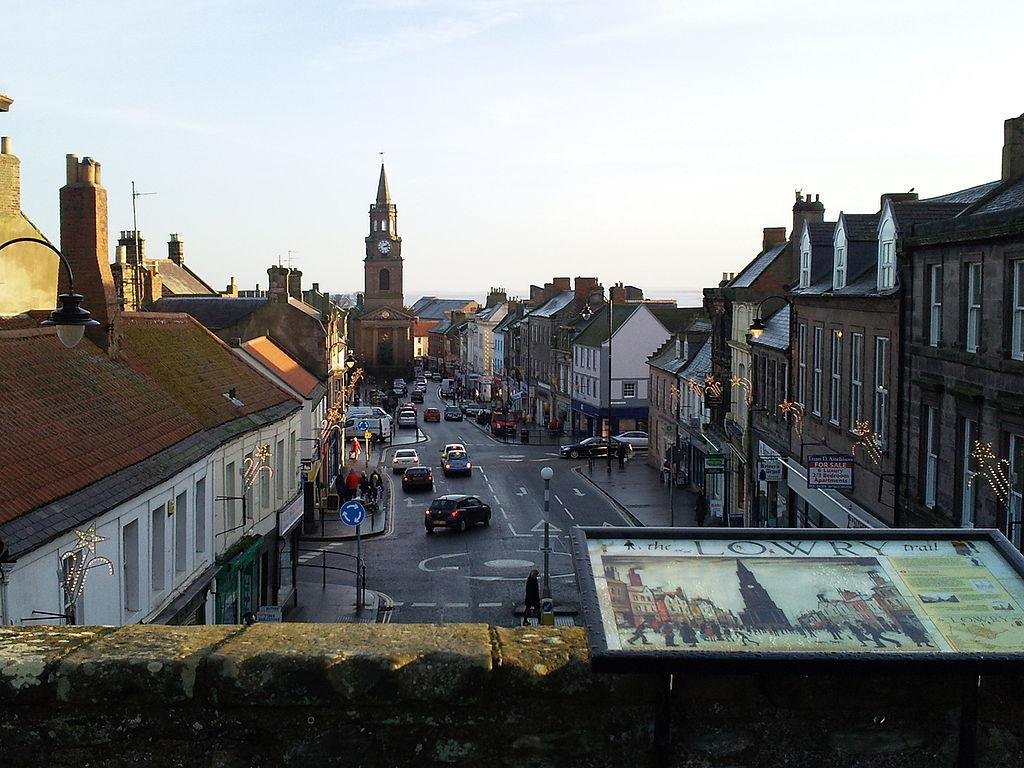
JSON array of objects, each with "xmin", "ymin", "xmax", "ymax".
[{"xmin": 575, "ymin": 454, "xmax": 699, "ymax": 528}]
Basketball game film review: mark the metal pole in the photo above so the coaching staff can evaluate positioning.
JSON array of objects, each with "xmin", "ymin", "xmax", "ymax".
[
  {"xmin": 607, "ymin": 302, "xmax": 613, "ymax": 475},
  {"xmin": 355, "ymin": 523, "xmax": 363, "ymax": 609},
  {"xmin": 543, "ymin": 479, "xmax": 551, "ymax": 600},
  {"xmin": 322, "ymin": 549, "xmax": 326, "ymax": 589}
]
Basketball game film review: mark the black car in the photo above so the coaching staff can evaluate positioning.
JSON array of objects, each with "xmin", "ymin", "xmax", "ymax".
[
  {"xmin": 443, "ymin": 406, "xmax": 463, "ymax": 421},
  {"xmin": 475, "ymin": 409, "xmax": 491, "ymax": 425},
  {"xmin": 424, "ymin": 494, "xmax": 491, "ymax": 533},
  {"xmin": 401, "ymin": 466, "xmax": 434, "ymax": 492},
  {"xmin": 462, "ymin": 404, "xmax": 484, "ymax": 418},
  {"xmin": 559, "ymin": 436, "xmax": 611, "ymax": 459},
  {"xmin": 410, "ymin": 390, "xmax": 424, "ymax": 403}
]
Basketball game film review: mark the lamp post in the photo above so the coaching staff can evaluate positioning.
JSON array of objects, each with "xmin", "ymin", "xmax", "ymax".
[
  {"xmin": 0, "ymin": 237, "xmax": 100, "ymax": 347},
  {"xmin": 540, "ymin": 466, "xmax": 553, "ymax": 603},
  {"xmin": 747, "ymin": 295, "xmax": 792, "ymax": 340}
]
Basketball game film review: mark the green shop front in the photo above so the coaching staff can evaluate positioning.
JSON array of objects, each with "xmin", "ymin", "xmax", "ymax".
[{"xmin": 215, "ymin": 535, "xmax": 263, "ymax": 624}]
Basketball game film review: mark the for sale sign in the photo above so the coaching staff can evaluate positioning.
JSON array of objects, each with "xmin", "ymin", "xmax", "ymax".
[{"xmin": 806, "ymin": 454, "xmax": 854, "ymax": 489}]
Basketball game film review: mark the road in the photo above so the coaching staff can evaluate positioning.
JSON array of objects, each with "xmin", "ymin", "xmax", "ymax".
[{"xmin": 319, "ymin": 384, "xmax": 631, "ymax": 625}]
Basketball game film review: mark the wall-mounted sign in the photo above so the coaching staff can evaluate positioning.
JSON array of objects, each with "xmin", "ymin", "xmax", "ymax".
[
  {"xmin": 705, "ymin": 453, "xmax": 726, "ymax": 474},
  {"xmin": 806, "ymin": 454, "xmax": 854, "ymax": 489},
  {"xmin": 570, "ymin": 527, "xmax": 1024, "ymax": 671},
  {"xmin": 757, "ymin": 457, "xmax": 783, "ymax": 483}
]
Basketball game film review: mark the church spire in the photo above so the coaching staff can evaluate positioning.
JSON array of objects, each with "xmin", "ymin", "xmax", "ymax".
[{"xmin": 376, "ymin": 163, "xmax": 391, "ymax": 205}]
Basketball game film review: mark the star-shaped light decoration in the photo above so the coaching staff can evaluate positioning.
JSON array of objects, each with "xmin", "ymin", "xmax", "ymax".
[
  {"xmin": 73, "ymin": 525, "xmax": 106, "ymax": 555},
  {"xmin": 968, "ymin": 440, "xmax": 1011, "ymax": 505},
  {"xmin": 777, "ymin": 400, "xmax": 804, "ymax": 435},
  {"xmin": 851, "ymin": 420, "xmax": 883, "ymax": 466},
  {"xmin": 730, "ymin": 374, "xmax": 753, "ymax": 405}
]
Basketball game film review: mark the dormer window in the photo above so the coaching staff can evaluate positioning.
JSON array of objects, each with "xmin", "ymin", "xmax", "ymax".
[
  {"xmin": 833, "ymin": 246, "xmax": 847, "ymax": 290},
  {"xmin": 878, "ymin": 241, "xmax": 895, "ymax": 290},
  {"xmin": 799, "ymin": 247, "xmax": 811, "ymax": 288}
]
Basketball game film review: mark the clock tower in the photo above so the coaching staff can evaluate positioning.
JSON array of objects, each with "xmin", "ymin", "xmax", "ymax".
[{"xmin": 363, "ymin": 163, "xmax": 404, "ymax": 310}]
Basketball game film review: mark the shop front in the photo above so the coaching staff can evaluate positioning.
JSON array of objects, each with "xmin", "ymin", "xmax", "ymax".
[
  {"xmin": 781, "ymin": 457, "xmax": 889, "ymax": 529},
  {"xmin": 152, "ymin": 563, "xmax": 218, "ymax": 625},
  {"xmin": 215, "ymin": 536, "xmax": 262, "ymax": 624},
  {"xmin": 277, "ymin": 493, "xmax": 304, "ymax": 614}
]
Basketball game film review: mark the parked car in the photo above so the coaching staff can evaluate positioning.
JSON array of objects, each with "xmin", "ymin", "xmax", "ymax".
[
  {"xmin": 440, "ymin": 443, "xmax": 467, "ymax": 461},
  {"xmin": 410, "ymin": 390, "xmax": 424, "ymax": 403},
  {"xmin": 462, "ymin": 404, "xmax": 484, "ymax": 418},
  {"xmin": 392, "ymin": 378, "xmax": 407, "ymax": 395},
  {"xmin": 442, "ymin": 450, "xmax": 472, "ymax": 476},
  {"xmin": 397, "ymin": 410, "xmax": 418, "ymax": 429},
  {"xmin": 391, "ymin": 448, "xmax": 420, "ymax": 473},
  {"xmin": 424, "ymin": 407, "xmax": 441, "ymax": 423},
  {"xmin": 475, "ymin": 409, "xmax": 491, "ymax": 425},
  {"xmin": 443, "ymin": 406, "xmax": 463, "ymax": 421},
  {"xmin": 613, "ymin": 431, "xmax": 649, "ymax": 449},
  {"xmin": 424, "ymin": 494, "xmax": 491, "ymax": 533},
  {"xmin": 432, "ymin": 372, "xmax": 442, "ymax": 381},
  {"xmin": 559, "ymin": 437, "xmax": 610, "ymax": 459},
  {"xmin": 401, "ymin": 466, "xmax": 434, "ymax": 492},
  {"xmin": 344, "ymin": 417, "xmax": 389, "ymax": 443},
  {"xmin": 490, "ymin": 411, "xmax": 517, "ymax": 437}
]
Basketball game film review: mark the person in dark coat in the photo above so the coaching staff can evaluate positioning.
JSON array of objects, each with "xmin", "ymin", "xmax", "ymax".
[
  {"xmin": 694, "ymin": 490, "xmax": 709, "ymax": 526},
  {"xmin": 616, "ymin": 441, "xmax": 627, "ymax": 468},
  {"xmin": 523, "ymin": 569, "xmax": 541, "ymax": 626}
]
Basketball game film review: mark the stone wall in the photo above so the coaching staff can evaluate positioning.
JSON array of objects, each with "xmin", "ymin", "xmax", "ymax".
[{"xmin": 1, "ymin": 624, "xmax": 1021, "ymax": 767}]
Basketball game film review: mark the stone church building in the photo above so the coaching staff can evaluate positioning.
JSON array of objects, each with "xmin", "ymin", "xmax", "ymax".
[{"xmin": 351, "ymin": 164, "xmax": 414, "ymax": 382}]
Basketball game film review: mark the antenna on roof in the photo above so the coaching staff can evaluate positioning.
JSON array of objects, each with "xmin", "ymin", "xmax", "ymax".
[
  {"xmin": 130, "ymin": 181, "xmax": 157, "ymax": 309},
  {"xmin": 286, "ymin": 250, "xmax": 297, "ymax": 268}
]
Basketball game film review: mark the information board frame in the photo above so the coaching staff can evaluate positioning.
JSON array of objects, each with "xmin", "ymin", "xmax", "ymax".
[{"xmin": 570, "ymin": 526, "xmax": 1024, "ymax": 673}]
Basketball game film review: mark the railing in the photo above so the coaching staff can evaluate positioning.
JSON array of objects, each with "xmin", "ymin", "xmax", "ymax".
[{"xmin": 296, "ymin": 547, "xmax": 367, "ymax": 609}]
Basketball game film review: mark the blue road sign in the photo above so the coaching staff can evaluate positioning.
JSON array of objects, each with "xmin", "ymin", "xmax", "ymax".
[
  {"xmin": 339, "ymin": 499, "xmax": 366, "ymax": 527},
  {"xmin": 357, "ymin": 420, "xmax": 370, "ymax": 432}
]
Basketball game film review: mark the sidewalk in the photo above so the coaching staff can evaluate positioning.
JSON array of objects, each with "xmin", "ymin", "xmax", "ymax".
[
  {"xmin": 576, "ymin": 457, "xmax": 698, "ymax": 527},
  {"xmin": 287, "ymin": 581, "xmax": 381, "ymax": 624}
]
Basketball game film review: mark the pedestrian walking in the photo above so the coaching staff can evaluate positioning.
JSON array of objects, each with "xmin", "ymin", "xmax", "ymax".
[
  {"xmin": 661, "ymin": 622, "xmax": 677, "ymax": 647},
  {"xmin": 627, "ymin": 618, "xmax": 652, "ymax": 645},
  {"xmin": 522, "ymin": 569, "xmax": 541, "ymax": 626},
  {"xmin": 694, "ymin": 490, "xmax": 709, "ymax": 527},
  {"xmin": 345, "ymin": 468, "xmax": 361, "ymax": 501},
  {"xmin": 616, "ymin": 441, "xmax": 627, "ymax": 469},
  {"xmin": 358, "ymin": 473, "xmax": 371, "ymax": 499}
]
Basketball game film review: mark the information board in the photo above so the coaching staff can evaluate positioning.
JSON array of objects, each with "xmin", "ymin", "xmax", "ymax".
[
  {"xmin": 570, "ymin": 527, "xmax": 1024, "ymax": 671},
  {"xmin": 807, "ymin": 454, "xmax": 854, "ymax": 489}
]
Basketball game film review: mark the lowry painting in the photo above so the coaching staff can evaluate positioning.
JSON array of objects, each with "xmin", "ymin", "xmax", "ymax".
[{"xmin": 581, "ymin": 533, "xmax": 1024, "ymax": 655}]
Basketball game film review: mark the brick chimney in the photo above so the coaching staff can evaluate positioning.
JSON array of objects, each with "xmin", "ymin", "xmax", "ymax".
[
  {"xmin": 142, "ymin": 260, "xmax": 163, "ymax": 306},
  {"xmin": 1002, "ymin": 113, "xmax": 1024, "ymax": 181},
  {"xmin": 552, "ymin": 277, "xmax": 571, "ymax": 292},
  {"xmin": 287, "ymin": 268, "xmax": 302, "ymax": 300},
  {"xmin": 486, "ymin": 287, "xmax": 507, "ymax": 308},
  {"xmin": 60, "ymin": 154, "xmax": 119, "ymax": 342},
  {"xmin": 879, "ymin": 192, "xmax": 919, "ymax": 209},
  {"xmin": 167, "ymin": 233, "xmax": 184, "ymax": 265},
  {"xmin": 0, "ymin": 136, "xmax": 19, "ymax": 215},
  {"xmin": 762, "ymin": 227, "xmax": 787, "ymax": 251},
  {"xmin": 267, "ymin": 265, "xmax": 290, "ymax": 302},
  {"xmin": 573, "ymin": 276, "xmax": 599, "ymax": 306},
  {"xmin": 224, "ymin": 276, "xmax": 238, "ymax": 297},
  {"xmin": 609, "ymin": 282, "xmax": 626, "ymax": 304},
  {"xmin": 792, "ymin": 192, "xmax": 824, "ymax": 245}
]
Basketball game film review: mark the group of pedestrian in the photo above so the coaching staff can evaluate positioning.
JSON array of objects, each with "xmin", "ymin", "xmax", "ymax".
[{"xmin": 336, "ymin": 468, "xmax": 383, "ymax": 504}]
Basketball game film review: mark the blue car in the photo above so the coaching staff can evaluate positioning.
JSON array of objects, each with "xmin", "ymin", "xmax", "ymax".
[{"xmin": 442, "ymin": 450, "xmax": 472, "ymax": 477}]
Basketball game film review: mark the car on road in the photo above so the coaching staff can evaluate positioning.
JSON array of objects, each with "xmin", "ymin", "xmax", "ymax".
[
  {"xmin": 443, "ymin": 406, "xmax": 463, "ymax": 421},
  {"xmin": 423, "ymin": 407, "xmax": 441, "ymax": 423},
  {"xmin": 559, "ymin": 436, "xmax": 611, "ymax": 459},
  {"xmin": 613, "ymin": 431, "xmax": 649, "ymax": 449},
  {"xmin": 442, "ymin": 450, "xmax": 472, "ymax": 476},
  {"xmin": 490, "ymin": 411, "xmax": 517, "ymax": 437},
  {"xmin": 391, "ymin": 448, "xmax": 420, "ymax": 473},
  {"xmin": 397, "ymin": 410, "xmax": 418, "ymax": 429},
  {"xmin": 424, "ymin": 494, "xmax": 491, "ymax": 533},
  {"xmin": 401, "ymin": 466, "xmax": 434, "ymax": 492},
  {"xmin": 431, "ymin": 372, "xmax": 442, "ymax": 381},
  {"xmin": 462, "ymin": 404, "xmax": 485, "ymax": 418},
  {"xmin": 440, "ymin": 443, "xmax": 467, "ymax": 461},
  {"xmin": 410, "ymin": 390, "xmax": 424, "ymax": 403},
  {"xmin": 393, "ymin": 378, "xmax": 407, "ymax": 393}
]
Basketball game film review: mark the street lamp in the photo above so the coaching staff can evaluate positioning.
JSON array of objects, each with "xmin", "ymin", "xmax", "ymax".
[
  {"xmin": 540, "ymin": 466, "xmax": 553, "ymax": 603},
  {"xmin": 747, "ymin": 295, "xmax": 791, "ymax": 340},
  {"xmin": 0, "ymin": 237, "xmax": 100, "ymax": 347}
]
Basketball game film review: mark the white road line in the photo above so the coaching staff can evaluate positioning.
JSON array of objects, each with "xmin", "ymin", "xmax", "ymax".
[
  {"xmin": 553, "ymin": 494, "xmax": 564, "ymax": 505},
  {"xmin": 411, "ymin": 602, "xmax": 436, "ymax": 608},
  {"xmin": 507, "ymin": 522, "xmax": 531, "ymax": 537},
  {"xmin": 487, "ymin": 483, "xmax": 495, "ymax": 492},
  {"xmin": 492, "ymin": 494, "xmax": 501, "ymax": 505},
  {"xmin": 478, "ymin": 602, "xmax": 503, "ymax": 608},
  {"xmin": 445, "ymin": 602, "xmax": 470, "ymax": 608},
  {"xmin": 573, "ymin": 488, "xmax": 585, "ymax": 497},
  {"xmin": 500, "ymin": 507, "xmax": 508, "ymax": 519},
  {"xmin": 391, "ymin": 601, "xmax": 405, "ymax": 607},
  {"xmin": 564, "ymin": 508, "xmax": 575, "ymax": 520}
]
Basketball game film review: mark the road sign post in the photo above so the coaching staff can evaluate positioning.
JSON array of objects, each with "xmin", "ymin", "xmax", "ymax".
[
  {"xmin": 364, "ymin": 430, "xmax": 372, "ymax": 467},
  {"xmin": 340, "ymin": 500, "xmax": 367, "ymax": 610}
]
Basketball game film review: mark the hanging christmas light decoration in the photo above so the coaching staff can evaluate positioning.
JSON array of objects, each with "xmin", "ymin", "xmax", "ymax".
[
  {"xmin": 685, "ymin": 376, "xmax": 704, "ymax": 397},
  {"xmin": 730, "ymin": 374, "xmax": 753, "ymax": 405},
  {"xmin": 777, "ymin": 400, "xmax": 804, "ymax": 435},
  {"xmin": 59, "ymin": 525, "xmax": 114, "ymax": 612},
  {"xmin": 704, "ymin": 375, "xmax": 723, "ymax": 400},
  {"xmin": 242, "ymin": 442, "xmax": 274, "ymax": 491},
  {"xmin": 851, "ymin": 420, "xmax": 883, "ymax": 465},
  {"xmin": 967, "ymin": 440, "xmax": 1011, "ymax": 505}
]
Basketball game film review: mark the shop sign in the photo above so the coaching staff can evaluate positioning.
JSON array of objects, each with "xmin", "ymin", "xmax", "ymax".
[
  {"xmin": 570, "ymin": 527, "xmax": 1024, "ymax": 670},
  {"xmin": 709, "ymin": 498, "xmax": 724, "ymax": 519},
  {"xmin": 807, "ymin": 454, "xmax": 854, "ymax": 489},
  {"xmin": 757, "ymin": 457, "xmax": 783, "ymax": 483},
  {"xmin": 257, "ymin": 605, "xmax": 283, "ymax": 623},
  {"xmin": 705, "ymin": 453, "xmax": 726, "ymax": 474}
]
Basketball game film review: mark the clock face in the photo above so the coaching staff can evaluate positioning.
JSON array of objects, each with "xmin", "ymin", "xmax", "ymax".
[
  {"xmin": 377, "ymin": 239, "xmax": 392, "ymax": 255},
  {"xmin": 380, "ymin": 310, "xmax": 390, "ymax": 319}
]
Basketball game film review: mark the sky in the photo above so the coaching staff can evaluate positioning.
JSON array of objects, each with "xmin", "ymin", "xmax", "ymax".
[{"xmin": 2, "ymin": 1, "xmax": 1022, "ymax": 304}]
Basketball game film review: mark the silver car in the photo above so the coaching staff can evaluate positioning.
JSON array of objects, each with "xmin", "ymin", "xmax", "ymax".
[{"xmin": 613, "ymin": 431, "xmax": 649, "ymax": 449}]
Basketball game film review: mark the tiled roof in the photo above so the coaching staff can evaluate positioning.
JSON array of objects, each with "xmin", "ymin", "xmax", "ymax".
[
  {"xmin": 842, "ymin": 213, "xmax": 880, "ymax": 241},
  {"xmin": 923, "ymin": 180, "xmax": 1001, "ymax": 204},
  {"xmin": 750, "ymin": 305, "xmax": 790, "ymax": 350},
  {"xmin": 410, "ymin": 297, "xmax": 478, "ymax": 320},
  {"xmin": 573, "ymin": 304, "xmax": 637, "ymax": 347},
  {"xmin": 970, "ymin": 177, "xmax": 1024, "ymax": 214},
  {"xmin": 118, "ymin": 313, "xmax": 297, "ymax": 429},
  {"xmin": 531, "ymin": 291, "xmax": 576, "ymax": 318},
  {"xmin": 241, "ymin": 336, "xmax": 320, "ymax": 398},
  {"xmin": 0, "ymin": 329, "xmax": 200, "ymax": 525},
  {"xmin": 411, "ymin": 319, "xmax": 436, "ymax": 337},
  {"xmin": 647, "ymin": 305, "xmax": 703, "ymax": 333},
  {"xmin": 729, "ymin": 243, "xmax": 787, "ymax": 288},
  {"xmin": 680, "ymin": 339, "xmax": 712, "ymax": 380},
  {"xmin": 149, "ymin": 296, "xmax": 267, "ymax": 329},
  {"xmin": 146, "ymin": 259, "xmax": 217, "ymax": 296},
  {"xmin": 890, "ymin": 201, "xmax": 967, "ymax": 232}
]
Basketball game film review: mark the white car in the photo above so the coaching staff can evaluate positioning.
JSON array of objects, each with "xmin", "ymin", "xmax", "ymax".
[
  {"xmin": 391, "ymin": 448, "xmax": 420, "ymax": 473},
  {"xmin": 440, "ymin": 443, "xmax": 467, "ymax": 461},
  {"xmin": 397, "ymin": 410, "xmax": 418, "ymax": 429},
  {"xmin": 613, "ymin": 431, "xmax": 649, "ymax": 449}
]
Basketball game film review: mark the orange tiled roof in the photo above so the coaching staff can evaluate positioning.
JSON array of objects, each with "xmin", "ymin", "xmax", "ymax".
[
  {"xmin": 241, "ymin": 336, "xmax": 320, "ymax": 398},
  {"xmin": 117, "ymin": 313, "xmax": 298, "ymax": 428},
  {"xmin": 411, "ymin": 319, "xmax": 437, "ymax": 337},
  {"xmin": 0, "ymin": 329, "xmax": 201, "ymax": 523}
]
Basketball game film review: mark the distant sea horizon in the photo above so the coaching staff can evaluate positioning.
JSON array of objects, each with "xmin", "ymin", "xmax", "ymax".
[{"xmin": 403, "ymin": 286, "xmax": 706, "ymax": 307}]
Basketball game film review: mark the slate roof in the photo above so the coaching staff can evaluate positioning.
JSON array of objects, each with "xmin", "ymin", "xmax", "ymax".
[
  {"xmin": 750, "ymin": 305, "xmax": 790, "ymax": 351},
  {"xmin": 647, "ymin": 305, "xmax": 703, "ymax": 333},
  {"xmin": 146, "ymin": 259, "xmax": 217, "ymax": 296},
  {"xmin": 923, "ymin": 180, "xmax": 1001, "ymax": 204},
  {"xmin": 970, "ymin": 177, "xmax": 1024, "ymax": 214},
  {"xmin": 492, "ymin": 311, "xmax": 520, "ymax": 335},
  {"xmin": 842, "ymin": 213, "xmax": 880, "ymax": 241},
  {"xmin": 729, "ymin": 243, "xmax": 787, "ymax": 288},
  {"xmin": 430, "ymin": 319, "xmax": 452, "ymax": 335},
  {"xmin": 241, "ymin": 336, "xmax": 320, "ymax": 398},
  {"xmin": 648, "ymin": 335, "xmax": 688, "ymax": 375},
  {"xmin": 475, "ymin": 303, "xmax": 504, "ymax": 322},
  {"xmin": 149, "ymin": 296, "xmax": 267, "ymax": 329},
  {"xmin": 410, "ymin": 297, "xmax": 478, "ymax": 320},
  {"xmin": 679, "ymin": 338, "xmax": 712, "ymax": 381},
  {"xmin": 573, "ymin": 304, "xmax": 636, "ymax": 347},
  {"xmin": 530, "ymin": 291, "xmax": 576, "ymax": 318}
]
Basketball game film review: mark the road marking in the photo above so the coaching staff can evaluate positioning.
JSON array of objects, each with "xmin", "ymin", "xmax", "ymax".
[
  {"xmin": 411, "ymin": 603, "xmax": 436, "ymax": 608},
  {"xmin": 479, "ymin": 602, "xmax": 503, "ymax": 608},
  {"xmin": 564, "ymin": 508, "xmax": 575, "ymax": 520},
  {"xmin": 573, "ymin": 488, "xmax": 585, "ymax": 497},
  {"xmin": 445, "ymin": 602, "xmax": 470, "ymax": 608},
  {"xmin": 418, "ymin": 552, "xmax": 468, "ymax": 572},
  {"xmin": 487, "ymin": 482, "xmax": 495, "ymax": 492},
  {"xmin": 516, "ymin": 487, "xmax": 528, "ymax": 496},
  {"xmin": 507, "ymin": 522, "xmax": 531, "ymax": 538},
  {"xmin": 500, "ymin": 506, "xmax": 508, "ymax": 520},
  {"xmin": 391, "ymin": 601, "xmax": 405, "ymax": 607},
  {"xmin": 492, "ymin": 494, "xmax": 501, "ymax": 505},
  {"xmin": 553, "ymin": 494, "xmax": 564, "ymax": 505},
  {"xmin": 531, "ymin": 519, "xmax": 562, "ymax": 533}
]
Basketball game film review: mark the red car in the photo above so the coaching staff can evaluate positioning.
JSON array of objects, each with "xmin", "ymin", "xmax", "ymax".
[{"xmin": 424, "ymin": 407, "xmax": 441, "ymax": 423}]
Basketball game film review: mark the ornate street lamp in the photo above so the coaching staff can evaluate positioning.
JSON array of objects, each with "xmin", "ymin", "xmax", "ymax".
[
  {"xmin": 747, "ymin": 295, "xmax": 792, "ymax": 341},
  {"xmin": 0, "ymin": 237, "xmax": 100, "ymax": 347}
]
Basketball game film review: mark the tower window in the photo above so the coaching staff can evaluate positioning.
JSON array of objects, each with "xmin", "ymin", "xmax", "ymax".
[{"xmin": 379, "ymin": 268, "xmax": 390, "ymax": 292}]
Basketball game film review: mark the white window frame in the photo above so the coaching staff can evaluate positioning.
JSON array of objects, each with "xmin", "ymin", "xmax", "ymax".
[
  {"xmin": 878, "ymin": 240, "xmax": 896, "ymax": 290},
  {"xmin": 799, "ymin": 247, "xmax": 811, "ymax": 288},
  {"xmin": 1009, "ymin": 433, "xmax": 1023, "ymax": 548},
  {"xmin": 929, "ymin": 264, "xmax": 943, "ymax": 347},
  {"xmin": 966, "ymin": 262, "xmax": 982, "ymax": 353},
  {"xmin": 1012, "ymin": 260, "xmax": 1024, "ymax": 361},
  {"xmin": 811, "ymin": 327, "xmax": 823, "ymax": 416},
  {"xmin": 622, "ymin": 380, "xmax": 637, "ymax": 399},
  {"xmin": 797, "ymin": 324, "xmax": 807, "ymax": 406},
  {"xmin": 961, "ymin": 418, "xmax": 978, "ymax": 527},
  {"xmin": 833, "ymin": 246, "xmax": 847, "ymax": 290},
  {"xmin": 924, "ymin": 406, "xmax": 938, "ymax": 509},
  {"xmin": 174, "ymin": 489, "xmax": 188, "ymax": 575},
  {"xmin": 872, "ymin": 337, "xmax": 890, "ymax": 447},
  {"xmin": 195, "ymin": 477, "xmax": 207, "ymax": 554},
  {"xmin": 151, "ymin": 503, "xmax": 166, "ymax": 593},
  {"xmin": 829, "ymin": 330, "xmax": 842, "ymax": 426},
  {"xmin": 850, "ymin": 333, "xmax": 863, "ymax": 424}
]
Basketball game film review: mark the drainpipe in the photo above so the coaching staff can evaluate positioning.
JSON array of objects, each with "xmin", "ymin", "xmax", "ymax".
[
  {"xmin": 892, "ymin": 245, "xmax": 908, "ymax": 528},
  {"xmin": 0, "ymin": 562, "xmax": 11, "ymax": 625}
]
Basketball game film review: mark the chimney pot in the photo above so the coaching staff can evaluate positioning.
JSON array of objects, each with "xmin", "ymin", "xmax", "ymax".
[
  {"xmin": 1002, "ymin": 113, "xmax": 1024, "ymax": 181},
  {"xmin": 1, "ymin": 137, "xmax": 9, "ymax": 154}
]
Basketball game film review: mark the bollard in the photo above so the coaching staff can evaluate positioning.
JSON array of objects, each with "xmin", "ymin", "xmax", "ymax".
[{"xmin": 540, "ymin": 597, "xmax": 555, "ymax": 626}]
